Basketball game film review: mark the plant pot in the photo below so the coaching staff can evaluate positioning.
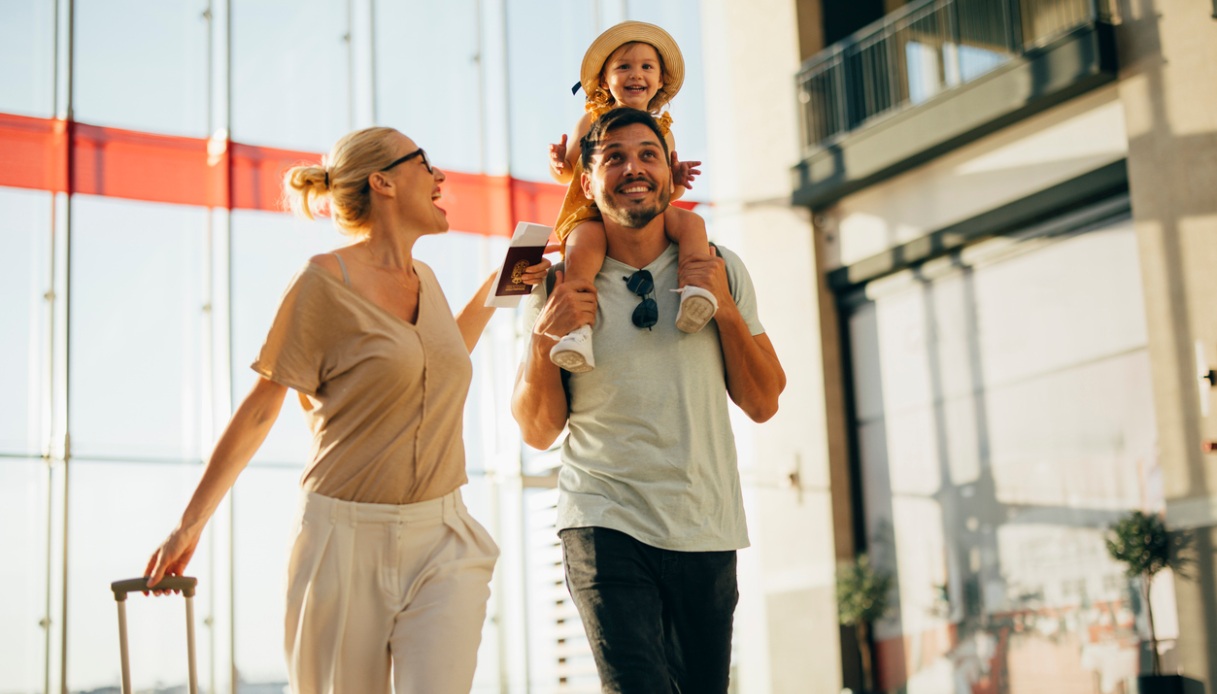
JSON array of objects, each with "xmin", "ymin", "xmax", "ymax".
[{"xmin": 1136, "ymin": 674, "xmax": 1206, "ymax": 694}]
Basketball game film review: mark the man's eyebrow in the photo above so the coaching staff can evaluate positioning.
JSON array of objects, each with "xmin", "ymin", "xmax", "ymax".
[{"xmin": 597, "ymin": 139, "xmax": 664, "ymax": 152}]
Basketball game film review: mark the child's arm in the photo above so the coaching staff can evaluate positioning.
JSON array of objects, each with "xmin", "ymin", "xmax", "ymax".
[{"xmin": 548, "ymin": 113, "xmax": 594, "ymax": 184}]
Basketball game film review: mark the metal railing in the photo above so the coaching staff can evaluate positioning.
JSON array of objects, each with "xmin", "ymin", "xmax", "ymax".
[{"xmin": 797, "ymin": 0, "xmax": 1107, "ymax": 154}]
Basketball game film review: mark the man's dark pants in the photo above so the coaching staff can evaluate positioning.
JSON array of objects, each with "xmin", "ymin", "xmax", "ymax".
[{"xmin": 559, "ymin": 527, "xmax": 739, "ymax": 693}]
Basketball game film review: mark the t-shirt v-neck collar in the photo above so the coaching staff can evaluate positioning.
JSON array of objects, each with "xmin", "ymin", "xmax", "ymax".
[{"xmin": 305, "ymin": 262, "xmax": 424, "ymax": 330}]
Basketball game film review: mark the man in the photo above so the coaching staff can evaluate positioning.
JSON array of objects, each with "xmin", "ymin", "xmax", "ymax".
[{"xmin": 512, "ymin": 107, "xmax": 786, "ymax": 693}]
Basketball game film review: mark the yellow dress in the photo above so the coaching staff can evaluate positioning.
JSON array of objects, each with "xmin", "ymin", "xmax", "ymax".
[{"xmin": 553, "ymin": 110, "xmax": 673, "ymax": 254}]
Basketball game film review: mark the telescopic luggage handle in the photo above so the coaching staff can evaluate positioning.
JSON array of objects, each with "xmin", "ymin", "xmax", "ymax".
[
  {"xmin": 112, "ymin": 576, "xmax": 197, "ymax": 599},
  {"xmin": 111, "ymin": 576, "xmax": 199, "ymax": 694}
]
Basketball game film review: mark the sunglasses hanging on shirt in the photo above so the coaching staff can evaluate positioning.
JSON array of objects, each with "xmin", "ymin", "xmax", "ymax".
[{"xmin": 624, "ymin": 270, "xmax": 658, "ymax": 330}]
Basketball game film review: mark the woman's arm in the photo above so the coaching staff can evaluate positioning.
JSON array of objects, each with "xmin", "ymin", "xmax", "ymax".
[{"xmin": 145, "ymin": 376, "xmax": 287, "ymax": 590}]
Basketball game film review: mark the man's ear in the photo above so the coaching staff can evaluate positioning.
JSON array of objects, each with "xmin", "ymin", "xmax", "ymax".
[{"xmin": 581, "ymin": 171, "xmax": 594, "ymax": 200}]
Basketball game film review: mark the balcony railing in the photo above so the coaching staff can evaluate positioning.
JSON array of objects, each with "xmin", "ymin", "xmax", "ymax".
[{"xmin": 796, "ymin": 0, "xmax": 1108, "ymax": 155}]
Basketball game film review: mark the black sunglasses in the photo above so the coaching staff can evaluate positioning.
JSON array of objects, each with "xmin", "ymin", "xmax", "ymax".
[
  {"xmin": 381, "ymin": 147, "xmax": 432, "ymax": 174},
  {"xmin": 623, "ymin": 270, "xmax": 658, "ymax": 330}
]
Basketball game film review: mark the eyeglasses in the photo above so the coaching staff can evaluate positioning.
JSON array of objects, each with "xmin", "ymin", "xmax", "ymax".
[
  {"xmin": 380, "ymin": 148, "xmax": 432, "ymax": 175},
  {"xmin": 623, "ymin": 270, "xmax": 658, "ymax": 330}
]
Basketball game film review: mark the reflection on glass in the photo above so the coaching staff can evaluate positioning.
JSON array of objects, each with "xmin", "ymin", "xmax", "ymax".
[
  {"xmin": 0, "ymin": 459, "xmax": 50, "ymax": 694},
  {"xmin": 0, "ymin": 189, "xmax": 52, "ymax": 456},
  {"xmin": 231, "ymin": 0, "xmax": 349, "ymax": 151},
  {"xmin": 69, "ymin": 196, "xmax": 208, "ymax": 460},
  {"xmin": 847, "ymin": 225, "xmax": 1158, "ymax": 690},
  {"xmin": 74, "ymin": 0, "xmax": 208, "ymax": 136},
  {"xmin": 67, "ymin": 460, "xmax": 214, "ymax": 692},
  {"xmin": 0, "ymin": 0, "xmax": 55, "ymax": 116}
]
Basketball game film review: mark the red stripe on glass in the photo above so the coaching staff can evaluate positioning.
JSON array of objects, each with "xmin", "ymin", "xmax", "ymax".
[{"xmin": 0, "ymin": 113, "xmax": 574, "ymax": 238}]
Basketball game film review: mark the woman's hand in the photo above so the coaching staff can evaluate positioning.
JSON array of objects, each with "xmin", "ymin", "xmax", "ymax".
[
  {"xmin": 518, "ymin": 244, "xmax": 561, "ymax": 286},
  {"xmin": 144, "ymin": 526, "xmax": 202, "ymax": 595}
]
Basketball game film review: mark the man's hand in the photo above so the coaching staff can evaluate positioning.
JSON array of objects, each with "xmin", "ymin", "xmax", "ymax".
[
  {"xmin": 671, "ymin": 151, "xmax": 702, "ymax": 190},
  {"xmin": 549, "ymin": 134, "xmax": 570, "ymax": 177},
  {"xmin": 534, "ymin": 270, "xmax": 597, "ymax": 339},
  {"xmin": 677, "ymin": 249, "xmax": 731, "ymax": 313}
]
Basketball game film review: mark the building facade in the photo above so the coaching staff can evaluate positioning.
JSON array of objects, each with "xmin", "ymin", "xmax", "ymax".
[{"xmin": 706, "ymin": 0, "xmax": 1217, "ymax": 690}]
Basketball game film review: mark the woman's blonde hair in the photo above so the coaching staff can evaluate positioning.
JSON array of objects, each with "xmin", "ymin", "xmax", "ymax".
[{"xmin": 282, "ymin": 126, "xmax": 401, "ymax": 235}]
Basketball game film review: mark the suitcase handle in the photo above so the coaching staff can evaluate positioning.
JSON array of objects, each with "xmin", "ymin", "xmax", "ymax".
[{"xmin": 111, "ymin": 576, "xmax": 198, "ymax": 601}]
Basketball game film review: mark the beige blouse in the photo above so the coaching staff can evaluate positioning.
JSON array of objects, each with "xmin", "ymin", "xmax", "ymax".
[{"xmin": 252, "ymin": 261, "xmax": 472, "ymax": 505}]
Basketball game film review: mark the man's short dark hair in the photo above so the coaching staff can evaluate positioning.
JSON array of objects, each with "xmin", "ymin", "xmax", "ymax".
[{"xmin": 580, "ymin": 108, "xmax": 671, "ymax": 170}]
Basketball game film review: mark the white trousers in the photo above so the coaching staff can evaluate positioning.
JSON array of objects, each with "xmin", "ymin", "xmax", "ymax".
[{"xmin": 284, "ymin": 488, "xmax": 499, "ymax": 694}]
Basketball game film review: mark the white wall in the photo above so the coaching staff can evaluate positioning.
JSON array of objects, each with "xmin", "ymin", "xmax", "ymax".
[{"xmin": 700, "ymin": 0, "xmax": 844, "ymax": 691}]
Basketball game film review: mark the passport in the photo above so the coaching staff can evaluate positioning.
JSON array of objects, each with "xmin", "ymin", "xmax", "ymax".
[{"xmin": 485, "ymin": 222, "xmax": 553, "ymax": 307}]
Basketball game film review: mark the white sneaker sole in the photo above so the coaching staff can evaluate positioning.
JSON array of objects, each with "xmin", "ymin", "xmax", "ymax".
[
  {"xmin": 675, "ymin": 294, "xmax": 717, "ymax": 333},
  {"xmin": 550, "ymin": 348, "xmax": 595, "ymax": 373}
]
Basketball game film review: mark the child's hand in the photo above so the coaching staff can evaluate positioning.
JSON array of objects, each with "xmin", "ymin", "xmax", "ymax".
[
  {"xmin": 549, "ymin": 135, "xmax": 569, "ymax": 176},
  {"xmin": 671, "ymin": 151, "xmax": 702, "ymax": 189}
]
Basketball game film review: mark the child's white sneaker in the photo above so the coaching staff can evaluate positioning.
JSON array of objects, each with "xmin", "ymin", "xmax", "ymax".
[
  {"xmin": 673, "ymin": 285, "xmax": 718, "ymax": 333},
  {"xmin": 549, "ymin": 324, "xmax": 595, "ymax": 373}
]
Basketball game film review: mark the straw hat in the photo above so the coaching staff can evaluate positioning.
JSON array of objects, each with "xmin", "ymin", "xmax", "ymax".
[{"xmin": 578, "ymin": 21, "xmax": 685, "ymax": 109}]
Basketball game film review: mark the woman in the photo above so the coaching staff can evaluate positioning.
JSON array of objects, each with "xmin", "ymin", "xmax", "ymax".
[{"xmin": 145, "ymin": 126, "xmax": 547, "ymax": 693}]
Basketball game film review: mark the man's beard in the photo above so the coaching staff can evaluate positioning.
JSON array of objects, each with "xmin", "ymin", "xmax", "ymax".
[{"xmin": 598, "ymin": 180, "xmax": 670, "ymax": 229}]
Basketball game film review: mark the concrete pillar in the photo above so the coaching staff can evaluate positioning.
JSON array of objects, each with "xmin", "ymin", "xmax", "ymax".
[{"xmin": 1117, "ymin": 0, "xmax": 1217, "ymax": 683}]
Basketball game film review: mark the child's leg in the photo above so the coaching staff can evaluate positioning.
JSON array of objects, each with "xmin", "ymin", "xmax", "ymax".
[
  {"xmin": 549, "ymin": 220, "xmax": 607, "ymax": 373},
  {"xmin": 663, "ymin": 207, "xmax": 718, "ymax": 333}
]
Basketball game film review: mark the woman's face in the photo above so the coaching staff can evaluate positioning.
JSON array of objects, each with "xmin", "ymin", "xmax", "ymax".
[
  {"xmin": 600, "ymin": 42, "xmax": 663, "ymax": 111},
  {"xmin": 379, "ymin": 132, "xmax": 449, "ymax": 234}
]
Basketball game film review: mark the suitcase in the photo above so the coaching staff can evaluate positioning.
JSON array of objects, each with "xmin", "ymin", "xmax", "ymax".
[{"xmin": 110, "ymin": 576, "xmax": 199, "ymax": 694}]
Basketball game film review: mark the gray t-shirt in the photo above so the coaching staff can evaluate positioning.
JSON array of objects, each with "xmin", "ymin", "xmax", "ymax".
[{"xmin": 523, "ymin": 243, "xmax": 765, "ymax": 551}]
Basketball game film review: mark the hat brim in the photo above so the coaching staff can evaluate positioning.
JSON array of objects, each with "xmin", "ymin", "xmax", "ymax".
[{"xmin": 579, "ymin": 21, "xmax": 685, "ymax": 110}]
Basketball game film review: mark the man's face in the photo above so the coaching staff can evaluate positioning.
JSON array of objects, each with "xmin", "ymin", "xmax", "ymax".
[{"xmin": 581, "ymin": 122, "xmax": 672, "ymax": 229}]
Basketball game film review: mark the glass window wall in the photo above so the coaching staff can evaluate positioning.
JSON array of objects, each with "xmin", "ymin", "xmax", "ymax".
[
  {"xmin": 73, "ymin": 0, "xmax": 209, "ymax": 136},
  {"xmin": 68, "ymin": 196, "xmax": 209, "ymax": 461},
  {"xmin": 230, "ymin": 0, "xmax": 350, "ymax": 151},
  {"xmin": 0, "ymin": 0, "xmax": 56, "ymax": 117},
  {"xmin": 0, "ymin": 189, "xmax": 53, "ymax": 456}
]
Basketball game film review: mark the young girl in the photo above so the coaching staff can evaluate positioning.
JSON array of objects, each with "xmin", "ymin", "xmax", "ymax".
[{"xmin": 546, "ymin": 21, "xmax": 716, "ymax": 373}]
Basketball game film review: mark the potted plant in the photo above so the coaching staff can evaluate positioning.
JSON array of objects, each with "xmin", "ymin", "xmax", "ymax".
[
  {"xmin": 837, "ymin": 554, "xmax": 893, "ymax": 694},
  {"xmin": 1105, "ymin": 510, "xmax": 1200, "ymax": 693}
]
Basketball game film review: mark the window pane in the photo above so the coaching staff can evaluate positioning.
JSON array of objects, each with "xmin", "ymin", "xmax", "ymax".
[
  {"xmin": 0, "ymin": 0, "xmax": 55, "ymax": 116},
  {"xmin": 0, "ymin": 459, "xmax": 51, "ymax": 694},
  {"xmin": 231, "ymin": 464, "xmax": 297, "ymax": 690},
  {"xmin": 375, "ymin": 1, "xmax": 483, "ymax": 173},
  {"xmin": 69, "ymin": 196, "xmax": 208, "ymax": 460},
  {"xmin": 66, "ymin": 460, "xmax": 215, "ymax": 692},
  {"xmin": 73, "ymin": 0, "xmax": 209, "ymax": 136},
  {"xmin": 231, "ymin": 0, "xmax": 349, "ymax": 151},
  {"xmin": 0, "ymin": 188, "xmax": 52, "ymax": 456},
  {"xmin": 230, "ymin": 209, "xmax": 339, "ymax": 466},
  {"xmin": 505, "ymin": 0, "xmax": 597, "ymax": 182}
]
